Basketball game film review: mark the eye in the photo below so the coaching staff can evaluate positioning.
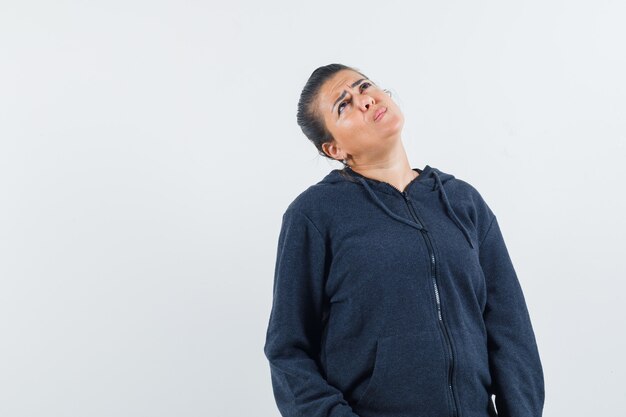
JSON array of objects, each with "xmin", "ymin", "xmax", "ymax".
[{"xmin": 338, "ymin": 82, "xmax": 372, "ymax": 115}]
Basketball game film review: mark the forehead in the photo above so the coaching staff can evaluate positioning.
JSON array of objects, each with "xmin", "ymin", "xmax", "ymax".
[{"xmin": 321, "ymin": 69, "xmax": 362, "ymax": 100}]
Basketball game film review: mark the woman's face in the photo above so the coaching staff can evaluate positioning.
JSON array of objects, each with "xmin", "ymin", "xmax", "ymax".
[{"xmin": 317, "ymin": 69, "xmax": 404, "ymax": 163}]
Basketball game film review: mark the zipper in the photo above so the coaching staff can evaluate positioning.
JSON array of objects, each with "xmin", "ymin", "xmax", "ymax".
[{"xmin": 387, "ymin": 185, "xmax": 459, "ymax": 417}]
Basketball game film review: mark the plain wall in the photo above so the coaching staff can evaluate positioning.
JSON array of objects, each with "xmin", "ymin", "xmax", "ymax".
[{"xmin": 1, "ymin": 0, "xmax": 624, "ymax": 416}]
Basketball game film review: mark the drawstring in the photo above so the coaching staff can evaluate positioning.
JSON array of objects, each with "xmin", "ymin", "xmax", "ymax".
[
  {"xmin": 356, "ymin": 177, "xmax": 426, "ymax": 232},
  {"xmin": 432, "ymin": 170, "xmax": 475, "ymax": 249},
  {"xmin": 354, "ymin": 171, "xmax": 475, "ymax": 249}
]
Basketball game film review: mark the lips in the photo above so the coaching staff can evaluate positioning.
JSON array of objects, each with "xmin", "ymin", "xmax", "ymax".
[{"xmin": 374, "ymin": 107, "xmax": 387, "ymax": 121}]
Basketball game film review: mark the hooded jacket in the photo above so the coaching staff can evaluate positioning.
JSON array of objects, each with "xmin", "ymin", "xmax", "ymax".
[{"xmin": 263, "ymin": 165, "xmax": 545, "ymax": 417}]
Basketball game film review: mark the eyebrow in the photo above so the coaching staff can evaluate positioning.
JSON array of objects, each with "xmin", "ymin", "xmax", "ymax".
[{"xmin": 331, "ymin": 78, "xmax": 367, "ymax": 115}]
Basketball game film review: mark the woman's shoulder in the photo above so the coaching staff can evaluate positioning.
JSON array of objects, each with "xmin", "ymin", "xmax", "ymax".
[
  {"xmin": 280, "ymin": 169, "xmax": 356, "ymax": 227},
  {"xmin": 283, "ymin": 182, "xmax": 344, "ymax": 217},
  {"xmin": 433, "ymin": 166, "xmax": 497, "ymax": 239},
  {"xmin": 433, "ymin": 166, "xmax": 493, "ymax": 207}
]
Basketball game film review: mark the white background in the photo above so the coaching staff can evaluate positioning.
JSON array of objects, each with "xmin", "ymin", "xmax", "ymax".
[{"xmin": 1, "ymin": 1, "xmax": 624, "ymax": 416}]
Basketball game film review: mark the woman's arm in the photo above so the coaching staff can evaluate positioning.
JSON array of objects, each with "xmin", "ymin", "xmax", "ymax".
[
  {"xmin": 264, "ymin": 208, "xmax": 359, "ymax": 417},
  {"xmin": 478, "ymin": 214, "xmax": 545, "ymax": 417}
]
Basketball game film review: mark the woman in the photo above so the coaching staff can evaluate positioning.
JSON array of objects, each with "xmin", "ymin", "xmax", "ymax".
[{"xmin": 263, "ymin": 63, "xmax": 545, "ymax": 417}]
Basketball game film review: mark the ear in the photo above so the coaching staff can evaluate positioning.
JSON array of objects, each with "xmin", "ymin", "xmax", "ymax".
[{"xmin": 322, "ymin": 141, "xmax": 344, "ymax": 160}]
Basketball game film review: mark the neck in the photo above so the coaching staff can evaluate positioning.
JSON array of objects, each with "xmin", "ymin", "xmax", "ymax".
[{"xmin": 347, "ymin": 140, "xmax": 418, "ymax": 191}]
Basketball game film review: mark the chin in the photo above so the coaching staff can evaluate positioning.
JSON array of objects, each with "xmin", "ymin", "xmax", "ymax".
[{"xmin": 381, "ymin": 114, "xmax": 404, "ymax": 138}]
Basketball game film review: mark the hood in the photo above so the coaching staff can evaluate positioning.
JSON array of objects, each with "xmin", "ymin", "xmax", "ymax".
[{"xmin": 319, "ymin": 165, "xmax": 475, "ymax": 248}]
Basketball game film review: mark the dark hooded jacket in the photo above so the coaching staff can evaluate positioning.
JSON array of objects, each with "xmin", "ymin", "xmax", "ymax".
[{"xmin": 263, "ymin": 164, "xmax": 545, "ymax": 417}]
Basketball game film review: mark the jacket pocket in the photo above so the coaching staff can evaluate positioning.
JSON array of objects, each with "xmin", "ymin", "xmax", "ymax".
[
  {"xmin": 351, "ymin": 330, "xmax": 451, "ymax": 416},
  {"xmin": 352, "ymin": 338, "xmax": 382, "ymax": 406}
]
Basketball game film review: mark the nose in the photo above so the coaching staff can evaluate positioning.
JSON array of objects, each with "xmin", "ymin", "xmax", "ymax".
[{"xmin": 356, "ymin": 93, "xmax": 375, "ymax": 112}]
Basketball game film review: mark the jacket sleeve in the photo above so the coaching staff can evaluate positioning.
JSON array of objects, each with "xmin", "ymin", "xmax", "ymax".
[
  {"xmin": 478, "ymin": 214, "xmax": 545, "ymax": 417},
  {"xmin": 263, "ymin": 208, "xmax": 360, "ymax": 417}
]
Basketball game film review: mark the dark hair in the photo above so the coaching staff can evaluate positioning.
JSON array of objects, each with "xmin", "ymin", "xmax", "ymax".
[{"xmin": 296, "ymin": 63, "xmax": 371, "ymax": 171}]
